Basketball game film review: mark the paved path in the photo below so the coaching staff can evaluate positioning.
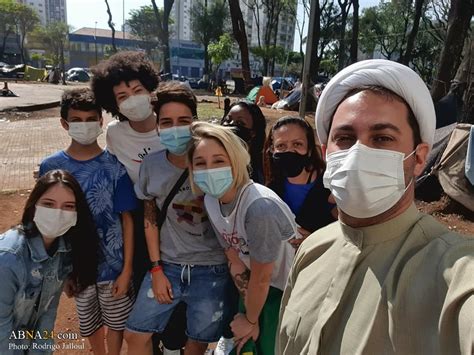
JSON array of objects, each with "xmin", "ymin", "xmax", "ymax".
[
  {"xmin": 0, "ymin": 113, "xmax": 112, "ymax": 192},
  {"xmin": 0, "ymin": 82, "xmax": 87, "ymax": 111}
]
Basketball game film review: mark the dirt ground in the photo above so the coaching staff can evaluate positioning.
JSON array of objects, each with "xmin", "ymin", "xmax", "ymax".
[{"xmin": 0, "ymin": 103, "xmax": 472, "ymax": 353}]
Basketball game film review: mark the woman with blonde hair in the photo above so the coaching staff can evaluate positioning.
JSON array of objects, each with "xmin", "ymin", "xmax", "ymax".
[{"xmin": 188, "ymin": 121, "xmax": 297, "ymax": 355}]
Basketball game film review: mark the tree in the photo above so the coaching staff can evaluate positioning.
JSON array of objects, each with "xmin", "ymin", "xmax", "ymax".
[
  {"xmin": 127, "ymin": 5, "xmax": 160, "ymax": 56},
  {"xmin": 191, "ymin": 0, "xmax": 228, "ymax": 76},
  {"xmin": 0, "ymin": 0, "xmax": 17, "ymax": 60},
  {"xmin": 14, "ymin": 3, "xmax": 39, "ymax": 63},
  {"xmin": 349, "ymin": 0, "xmax": 359, "ymax": 64},
  {"xmin": 399, "ymin": 0, "xmax": 424, "ymax": 65},
  {"xmin": 34, "ymin": 22, "xmax": 70, "ymax": 84},
  {"xmin": 431, "ymin": 0, "xmax": 473, "ymax": 102},
  {"xmin": 227, "ymin": 0, "xmax": 252, "ymax": 88},
  {"xmin": 104, "ymin": 0, "xmax": 117, "ymax": 53},
  {"xmin": 151, "ymin": 0, "xmax": 174, "ymax": 74},
  {"xmin": 454, "ymin": 36, "xmax": 473, "ymax": 123},
  {"xmin": 336, "ymin": 0, "xmax": 351, "ymax": 70},
  {"xmin": 244, "ymin": 0, "xmax": 290, "ymax": 75},
  {"xmin": 208, "ymin": 33, "xmax": 234, "ymax": 82}
]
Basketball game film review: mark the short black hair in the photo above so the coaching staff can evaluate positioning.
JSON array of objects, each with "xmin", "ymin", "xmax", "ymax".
[
  {"xmin": 60, "ymin": 88, "xmax": 102, "ymax": 120},
  {"xmin": 154, "ymin": 81, "xmax": 198, "ymax": 118},
  {"xmin": 91, "ymin": 51, "xmax": 159, "ymax": 121},
  {"xmin": 331, "ymin": 85, "xmax": 422, "ymax": 148}
]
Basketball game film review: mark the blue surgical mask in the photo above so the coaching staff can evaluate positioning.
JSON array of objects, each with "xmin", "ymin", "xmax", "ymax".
[
  {"xmin": 193, "ymin": 166, "xmax": 233, "ymax": 198},
  {"xmin": 159, "ymin": 125, "xmax": 192, "ymax": 155}
]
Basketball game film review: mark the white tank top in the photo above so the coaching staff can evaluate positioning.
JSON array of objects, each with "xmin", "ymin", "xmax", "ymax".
[{"xmin": 205, "ymin": 181, "xmax": 297, "ymax": 290}]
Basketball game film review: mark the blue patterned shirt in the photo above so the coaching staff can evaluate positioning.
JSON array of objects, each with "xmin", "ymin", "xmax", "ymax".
[{"xmin": 39, "ymin": 150, "xmax": 138, "ymax": 282}]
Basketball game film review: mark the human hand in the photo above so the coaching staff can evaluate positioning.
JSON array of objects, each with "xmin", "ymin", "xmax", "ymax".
[
  {"xmin": 112, "ymin": 271, "xmax": 131, "ymax": 298},
  {"xmin": 62, "ymin": 277, "xmax": 76, "ymax": 298},
  {"xmin": 231, "ymin": 313, "xmax": 259, "ymax": 354},
  {"xmin": 231, "ymin": 313, "xmax": 257, "ymax": 341},
  {"xmin": 151, "ymin": 271, "xmax": 173, "ymax": 304}
]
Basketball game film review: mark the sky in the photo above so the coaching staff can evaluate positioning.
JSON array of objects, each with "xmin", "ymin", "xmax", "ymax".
[{"xmin": 67, "ymin": 0, "xmax": 381, "ymax": 51}]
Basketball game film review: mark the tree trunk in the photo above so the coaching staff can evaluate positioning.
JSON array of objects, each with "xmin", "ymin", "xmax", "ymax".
[
  {"xmin": 104, "ymin": 0, "xmax": 117, "ymax": 53},
  {"xmin": 308, "ymin": 1, "xmax": 321, "ymax": 83},
  {"xmin": 228, "ymin": 0, "xmax": 252, "ymax": 89},
  {"xmin": 455, "ymin": 37, "xmax": 473, "ymax": 123},
  {"xmin": 350, "ymin": 0, "xmax": 359, "ymax": 63},
  {"xmin": 203, "ymin": 43, "xmax": 209, "ymax": 75},
  {"xmin": 151, "ymin": 0, "xmax": 173, "ymax": 74},
  {"xmin": 337, "ymin": 0, "xmax": 350, "ymax": 70},
  {"xmin": 400, "ymin": 0, "xmax": 424, "ymax": 65},
  {"xmin": 0, "ymin": 30, "xmax": 11, "ymax": 59},
  {"xmin": 431, "ymin": 0, "xmax": 473, "ymax": 102},
  {"xmin": 60, "ymin": 41, "xmax": 66, "ymax": 85}
]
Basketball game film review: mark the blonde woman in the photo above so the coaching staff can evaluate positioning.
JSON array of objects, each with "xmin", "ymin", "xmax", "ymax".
[{"xmin": 188, "ymin": 122, "xmax": 297, "ymax": 355}]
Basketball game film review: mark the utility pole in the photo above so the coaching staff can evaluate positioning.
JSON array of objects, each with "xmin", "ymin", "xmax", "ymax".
[
  {"xmin": 299, "ymin": 0, "xmax": 317, "ymax": 118},
  {"xmin": 95, "ymin": 21, "xmax": 98, "ymax": 65}
]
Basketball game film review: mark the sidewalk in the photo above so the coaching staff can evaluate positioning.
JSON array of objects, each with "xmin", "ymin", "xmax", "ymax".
[
  {"xmin": 0, "ymin": 82, "xmax": 86, "ymax": 112},
  {"xmin": 0, "ymin": 112, "xmax": 111, "ymax": 192}
]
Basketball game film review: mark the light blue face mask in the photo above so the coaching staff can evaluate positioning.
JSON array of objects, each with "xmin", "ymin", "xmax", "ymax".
[
  {"xmin": 159, "ymin": 125, "xmax": 192, "ymax": 155},
  {"xmin": 193, "ymin": 166, "xmax": 233, "ymax": 198}
]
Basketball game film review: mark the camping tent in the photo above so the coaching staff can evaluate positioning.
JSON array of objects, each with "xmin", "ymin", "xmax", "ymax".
[
  {"xmin": 246, "ymin": 86, "xmax": 278, "ymax": 105},
  {"xmin": 416, "ymin": 123, "xmax": 474, "ymax": 212}
]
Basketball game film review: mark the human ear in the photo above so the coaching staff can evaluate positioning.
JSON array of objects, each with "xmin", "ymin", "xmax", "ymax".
[
  {"xmin": 413, "ymin": 143, "xmax": 429, "ymax": 177},
  {"xmin": 60, "ymin": 118, "xmax": 69, "ymax": 131},
  {"xmin": 321, "ymin": 144, "xmax": 327, "ymax": 161}
]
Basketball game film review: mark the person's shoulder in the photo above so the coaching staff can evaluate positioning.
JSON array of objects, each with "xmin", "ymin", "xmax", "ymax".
[
  {"xmin": 0, "ymin": 228, "xmax": 26, "ymax": 256},
  {"xmin": 106, "ymin": 119, "xmax": 122, "ymax": 131},
  {"xmin": 40, "ymin": 150, "xmax": 65, "ymax": 166},
  {"xmin": 142, "ymin": 149, "xmax": 167, "ymax": 165},
  {"xmin": 298, "ymin": 222, "xmax": 341, "ymax": 255}
]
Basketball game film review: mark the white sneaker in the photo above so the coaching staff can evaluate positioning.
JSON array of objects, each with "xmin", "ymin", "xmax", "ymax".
[
  {"xmin": 163, "ymin": 348, "xmax": 181, "ymax": 355},
  {"xmin": 214, "ymin": 337, "xmax": 235, "ymax": 355}
]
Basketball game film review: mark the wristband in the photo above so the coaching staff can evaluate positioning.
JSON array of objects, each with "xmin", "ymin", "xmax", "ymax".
[
  {"xmin": 150, "ymin": 260, "xmax": 163, "ymax": 268},
  {"xmin": 150, "ymin": 266, "xmax": 163, "ymax": 273},
  {"xmin": 245, "ymin": 314, "xmax": 257, "ymax": 325}
]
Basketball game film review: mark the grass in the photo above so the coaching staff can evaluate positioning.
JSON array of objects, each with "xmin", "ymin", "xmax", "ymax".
[{"xmin": 197, "ymin": 102, "xmax": 225, "ymax": 122}]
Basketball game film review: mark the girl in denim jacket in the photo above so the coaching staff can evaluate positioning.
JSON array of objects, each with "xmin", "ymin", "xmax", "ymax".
[{"xmin": 0, "ymin": 169, "xmax": 98, "ymax": 354}]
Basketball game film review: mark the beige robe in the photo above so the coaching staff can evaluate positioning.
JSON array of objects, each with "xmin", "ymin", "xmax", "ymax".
[{"xmin": 277, "ymin": 204, "xmax": 474, "ymax": 355}]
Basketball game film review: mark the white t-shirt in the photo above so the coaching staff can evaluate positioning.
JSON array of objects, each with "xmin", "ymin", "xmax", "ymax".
[
  {"xmin": 105, "ymin": 120, "xmax": 165, "ymax": 183},
  {"xmin": 205, "ymin": 181, "xmax": 297, "ymax": 290}
]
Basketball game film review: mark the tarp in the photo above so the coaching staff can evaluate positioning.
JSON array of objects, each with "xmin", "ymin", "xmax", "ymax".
[
  {"xmin": 416, "ymin": 123, "xmax": 474, "ymax": 212},
  {"xmin": 24, "ymin": 66, "xmax": 47, "ymax": 81},
  {"xmin": 246, "ymin": 86, "xmax": 278, "ymax": 104}
]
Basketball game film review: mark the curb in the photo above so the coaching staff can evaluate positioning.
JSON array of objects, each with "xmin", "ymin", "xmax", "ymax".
[{"xmin": 0, "ymin": 101, "xmax": 60, "ymax": 113}]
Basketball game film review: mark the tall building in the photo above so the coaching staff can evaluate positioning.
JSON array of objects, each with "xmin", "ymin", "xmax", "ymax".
[
  {"xmin": 169, "ymin": 0, "xmax": 296, "ymax": 77},
  {"xmin": 16, "ymin": 0, "xmax": 67, "ymax": 25}
]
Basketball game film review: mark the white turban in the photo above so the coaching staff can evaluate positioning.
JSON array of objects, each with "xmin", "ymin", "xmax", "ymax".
[{"xmin": 315, "ymin": 59, "xmax": 436, "ymax": 149}]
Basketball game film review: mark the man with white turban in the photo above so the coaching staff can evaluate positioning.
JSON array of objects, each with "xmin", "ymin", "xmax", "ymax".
[{"xmin": 277, "ymin": 59, "xmax": 474, "ymax": 355}]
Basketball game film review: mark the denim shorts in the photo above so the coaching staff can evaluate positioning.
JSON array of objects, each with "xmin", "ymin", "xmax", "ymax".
[{"xmin": 126, "ymin": 262, "xmax": 231, "ymax": 343}]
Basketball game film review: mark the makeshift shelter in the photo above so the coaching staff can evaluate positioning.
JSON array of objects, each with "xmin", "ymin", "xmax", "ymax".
[
  {"xmin": 246, "ymin": 86, "xmax": 278, "ymax": 105},
  {"xmin": 416, "ymin": 123, "xmax": 474, "ymax": 212}
]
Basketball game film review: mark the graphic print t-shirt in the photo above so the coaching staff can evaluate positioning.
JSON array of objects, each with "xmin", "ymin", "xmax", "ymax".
[
  {"xmin": 135, "ymin": 150, "xmax": 226, "ymax": 265},
  {"xmin": 106, "ymin": 120, "xmax": 165, "ymax": 183},
  {"xmin": 39, "ymin": 150, "xmax": 138, "ymax": 282}
]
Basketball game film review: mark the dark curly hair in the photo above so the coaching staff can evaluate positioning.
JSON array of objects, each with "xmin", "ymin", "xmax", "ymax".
[
  {"xmin": 154, "ymin": 81, "xmax": 198, "ymax": 118},
  {"xmin": 263, "ymin": 116, "xmax": 325, "ymax": 186},
  {"xmin": 91, "ymin": 51, "xmax": 159, "ymax": 121},
  {"xmin": 60, "ymin": 88, "xmax": 102, "ymax": 120}
]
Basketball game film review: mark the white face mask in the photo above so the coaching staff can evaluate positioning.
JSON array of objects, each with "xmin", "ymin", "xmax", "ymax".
[
  {"xmin": 33, "ymin": 205, "xmax": 77, "ymax": 239},
  {"xmin": 67, "ymin": 121, "xmax": 103, "ymax": 145},
  {"xmin": 118, "ymin": 94, "xmax": 153, "ymax": 122},
  {"xmin": 323, "ymin": 143, "xmax": 415, "ymax": 219}
]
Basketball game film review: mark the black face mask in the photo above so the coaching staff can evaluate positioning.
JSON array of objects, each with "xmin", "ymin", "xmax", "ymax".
[
  {"xmin": 227, "ymin": 124, "xmax": 252, "ymax": 144},
  {"xmin": 272, "ymin": 151, "xmax": 310, "ymax": 178}
]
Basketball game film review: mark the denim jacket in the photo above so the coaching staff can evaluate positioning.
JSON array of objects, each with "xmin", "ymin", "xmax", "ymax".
[{"xmin": 0, "ymin": 228, "xmax": 72, "ymax": 354}]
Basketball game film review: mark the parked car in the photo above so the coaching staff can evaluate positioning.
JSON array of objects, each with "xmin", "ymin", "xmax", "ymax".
[
  {"xmin": 0, "ymin": 64, "xmax": 25, "ymax": 78},
  {"xmin": 67, "ymin": 69, "xmax": 90, "ymax": 82}
]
